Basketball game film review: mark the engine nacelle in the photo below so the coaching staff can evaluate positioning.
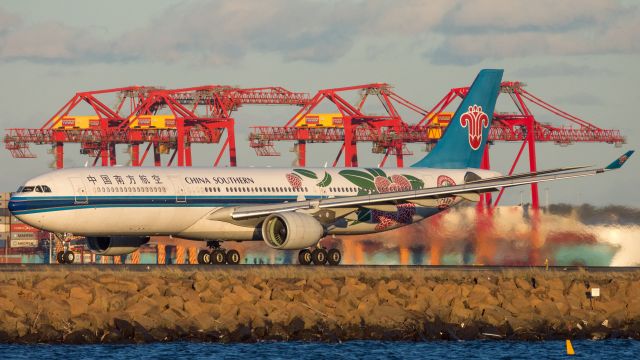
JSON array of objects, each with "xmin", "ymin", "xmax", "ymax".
[
  {"xmin": 86, "ymin": 236, "xmax": 150, "ymax": 256},
  {"xmin": 261, "ymin": 212, "xmax": 324, "ymax": 250}
]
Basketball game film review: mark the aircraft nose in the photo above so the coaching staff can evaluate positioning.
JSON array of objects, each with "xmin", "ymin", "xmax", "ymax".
[{"xmin": 8, "ymin": 197, "xmax": 17, "ymax": 213}]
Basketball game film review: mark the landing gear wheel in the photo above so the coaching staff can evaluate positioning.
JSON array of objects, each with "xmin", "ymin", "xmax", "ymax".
[
  {"xmin": 298, "ymin": 249, "xmax": 312, "ymax": 265},
  {"xmin": 327, "ymin": 249, "xmax": 342, "ymax": 266},
  {"xmin": 62, "ymin": 251, "xmax": 75, "ymax": 264},
  {"xmin": 311, "ymin": 248, "xmax": 328, "ymax": 265},
  {"xmin": 197, "ymin": 250, "xmax": 211, "ymax": 264},
  {"xmin": 211, "ymin": 249, "xmax": 226, "ymax": 265},
  {"xmin": 56, "ymin": 251, "xmax": 65, "ymax": 264},
  {"xmin": 226, "ymin": 249, "xmax": 240, "ymax": 265}
]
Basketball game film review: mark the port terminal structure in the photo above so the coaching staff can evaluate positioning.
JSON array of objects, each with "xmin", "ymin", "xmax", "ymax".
[
  {"xmin": 3, "ymin": 80, "xmax": 625, "ymax": 210},
  {"xmin": 4, "ymin": 86, "xmax": 311, "ymax": 169},
  {"xmin": 0, "ymin": 80, "xmax": 629, "ymax": 266}
]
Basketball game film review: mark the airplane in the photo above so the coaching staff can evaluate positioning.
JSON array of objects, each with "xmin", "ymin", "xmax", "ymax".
[{"xmin": 8, "ymin": 69, "xmax": 634, "ymax": 265}]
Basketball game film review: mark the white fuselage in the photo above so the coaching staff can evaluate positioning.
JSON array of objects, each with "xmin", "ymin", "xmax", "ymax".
[{"xmin": 9, "ymin": 166, "xmax": 500, "ymax": 241}]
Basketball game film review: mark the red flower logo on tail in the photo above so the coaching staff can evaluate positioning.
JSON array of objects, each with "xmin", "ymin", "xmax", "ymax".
[{"xmin": 460, "ymin": 104, "xmax": 489, "ymax": 150}]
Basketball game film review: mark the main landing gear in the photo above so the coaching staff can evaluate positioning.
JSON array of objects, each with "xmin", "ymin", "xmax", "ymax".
[
  {"xmin": 298, "ymin": 248, "xmax": 341, "ymax": 266},
  {"xmin": 197, "ymin": 241, "xmax": 241, "ymax": 265}
]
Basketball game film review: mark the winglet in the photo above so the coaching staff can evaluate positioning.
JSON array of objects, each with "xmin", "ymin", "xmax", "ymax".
[{"xmin": 605, "ymin": 150, "xmax": 634, "ymax": 170}]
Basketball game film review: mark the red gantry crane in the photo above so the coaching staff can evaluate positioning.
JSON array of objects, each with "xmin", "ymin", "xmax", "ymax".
[
  {"xmin": 4, "ymin": 86, "xmax": 310, "ymax": 168},
  {"xmin": 249, "ymin": 83, "xmax": 434, "ymax": 168},
  {"xmin": 249, "ymin": 81, "xmax": 625, "ymax": 209}
]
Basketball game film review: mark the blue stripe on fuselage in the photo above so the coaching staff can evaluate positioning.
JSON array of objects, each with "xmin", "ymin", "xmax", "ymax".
[{"xmin": 9, "ymin": 195, "xmax": 318, "ymax": 215}]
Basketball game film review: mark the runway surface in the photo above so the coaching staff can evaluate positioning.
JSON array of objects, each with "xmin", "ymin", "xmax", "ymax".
[{"xmin": 0, "ymin": 264, "xmax": 638, "ymax": 272}]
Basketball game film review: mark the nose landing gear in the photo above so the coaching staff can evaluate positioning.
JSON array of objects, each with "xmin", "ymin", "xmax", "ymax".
[
  {"xmin": 54, "ymin": 233, "xmax": 75, "ymax": 264},
  {"xmin": 56, "ymin": 250, "xmax": 75, "ymax": 264}
]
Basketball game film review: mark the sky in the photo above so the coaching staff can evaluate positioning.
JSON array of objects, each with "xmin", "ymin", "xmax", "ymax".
[{"xmin": 0, "ymin": 0, "xmax": 638, "ymax": 206}]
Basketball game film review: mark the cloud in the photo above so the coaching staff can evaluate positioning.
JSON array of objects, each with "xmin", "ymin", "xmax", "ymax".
[
  {"xmin": 0, "ymin": 22, "xmax": 110, "ymax": 63},
  {"xmin": 428, "ymin": 1, "xmax": 640, "ymax": 65},
  {"xmin": 0, "ymin": 1, "xmax": 638, "ymax": 65},
  {"xmin": 0, "ymin": 8, "xmax": 111, "ymax": 64},
  {"xmin": 113, "ymin": 0, "xmax": 365, "ymax": 64},
  {"xmin": 0, "ymin": 8, "xmax": 21, "ymax": 34},
  {"xmin": 513, "ymin": 63, "xmax": 614, "ymax": 78}
]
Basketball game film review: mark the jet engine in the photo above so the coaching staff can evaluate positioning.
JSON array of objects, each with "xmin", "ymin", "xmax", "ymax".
[
  {"xmin": 86, "ymin": 236, "xmax": 150, "ymax": 256},
  {"xmin": 261, "ymin": 212, "xmax": 324, "ymax": 250}
]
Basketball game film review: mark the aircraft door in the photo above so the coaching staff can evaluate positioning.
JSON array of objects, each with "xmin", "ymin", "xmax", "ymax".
[
  {"xmin": 69, "ymin": 177, "xmax": 88, "ymax": 204},
  {"xmin": 169, "ymin": 176, "xmax": 187, "ymax": 203}
]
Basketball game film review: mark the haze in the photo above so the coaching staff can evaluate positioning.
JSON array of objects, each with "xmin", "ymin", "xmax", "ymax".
[{"xmin": 0, "ymin": 0, "xmax": 638, "ymax": 206}]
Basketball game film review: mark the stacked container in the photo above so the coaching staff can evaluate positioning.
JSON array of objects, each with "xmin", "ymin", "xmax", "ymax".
[{"xmin": 0, "ymin": 192, "xmax": 8, "ymax": 248}]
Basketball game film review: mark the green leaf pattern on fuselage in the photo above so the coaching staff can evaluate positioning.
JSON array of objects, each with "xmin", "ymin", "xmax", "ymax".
[
  {"xmin": 293, "ymin": 169, "xmax": 318, "ymax": 179},
  {"xmin": 317, "ymin": 172, "xmax": 332, "ymax": 187},
  {"xmin": 338, "ymin": 169, "xmax": 375, "ymax": 191}
]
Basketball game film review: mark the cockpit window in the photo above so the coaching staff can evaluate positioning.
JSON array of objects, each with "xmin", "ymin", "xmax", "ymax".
[
  {"xmin": 16, "ymin": 186, "xmax": 23, "ymax": 193},
  {"xmin": 22, "ymin": 186, "xmax": 34, "ymax": 193},
  {"xmin": 35, "ymin": 186, "xmax": 43, "ymax": 192},
  {"xmin": 42, "ymin": 185, "xmax": 52, "ymax": 192}
]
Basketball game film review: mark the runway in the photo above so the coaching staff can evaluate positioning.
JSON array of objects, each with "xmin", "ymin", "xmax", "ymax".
[{"xmin": 0, "ymin": 264, "xmax": 638, "ymax": 272}]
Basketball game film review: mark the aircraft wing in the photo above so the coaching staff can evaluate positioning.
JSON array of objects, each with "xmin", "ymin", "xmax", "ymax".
[{"xmin": 231, "ymin": 151, "xmax": 634, "ymax": 220}]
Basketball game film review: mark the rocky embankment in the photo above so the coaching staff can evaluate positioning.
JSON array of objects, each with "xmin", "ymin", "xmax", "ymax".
[{"xmin": 1, "ymin": 267, "xmax": 640, "ymax": 343}]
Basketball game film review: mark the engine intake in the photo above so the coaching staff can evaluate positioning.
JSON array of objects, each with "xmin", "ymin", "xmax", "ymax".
[
  {"xmin": 261, "ymin": 212, "xmax": 324, "ymax": 250},
  {"xmin": 86, "ymin": 236, "xmax": 150, "ymax": 256}
]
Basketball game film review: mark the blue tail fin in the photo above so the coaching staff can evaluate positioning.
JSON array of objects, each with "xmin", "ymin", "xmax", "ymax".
[{"xmin": 412, "ymin": 69, "xmax": 503, "ymax": 169}]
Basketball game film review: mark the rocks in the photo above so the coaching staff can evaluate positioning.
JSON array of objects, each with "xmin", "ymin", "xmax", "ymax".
[
  {"xmin": 1, "ymin": 269, "xmax": 640, "ymax": 343},
  {"xmin": 63, "ymin": 329, "xmax": 97, "ymax": 344}
]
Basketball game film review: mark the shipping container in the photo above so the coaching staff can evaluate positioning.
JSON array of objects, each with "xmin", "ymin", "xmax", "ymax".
[
  {"xmin": 0, "ymin": 232, "xmax": 8, "ymax": 241},
  {"xmin": 0, "ymin": 192, "xmax": 9, "ymax": 201},
  {"xmin": 10, "ymin": 223, "xmax": 39, "ymax": 233},
  {"xmin": 0, "ymin": 224, "xmax": 8, "ymax": 233},
  {"xmin": 11, "ymin": 232, "xmax": 40, "ymax": 240},
  {"xmin": 0, "ymin": 216, "xmax": 8, "ymax": 224},
  {"xmin": 0, "ymin": 209, "xmax": 10, "ymax": 217},
  {"xmin": 0, "ymin": 239, "xmax": 5, "ymax": 248},
  {"xmin": 0, "ymin": 255, "xmax": 22, "ymax": 264},
  {"xmin": 10, "ymin": 239, "xmax": 39, "ymax": 248}
]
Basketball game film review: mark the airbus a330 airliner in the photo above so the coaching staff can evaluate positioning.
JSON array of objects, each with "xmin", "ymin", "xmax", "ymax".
[{"xmin": 8, "ymin": 70, "xmax": 634, "ymax": 265}]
